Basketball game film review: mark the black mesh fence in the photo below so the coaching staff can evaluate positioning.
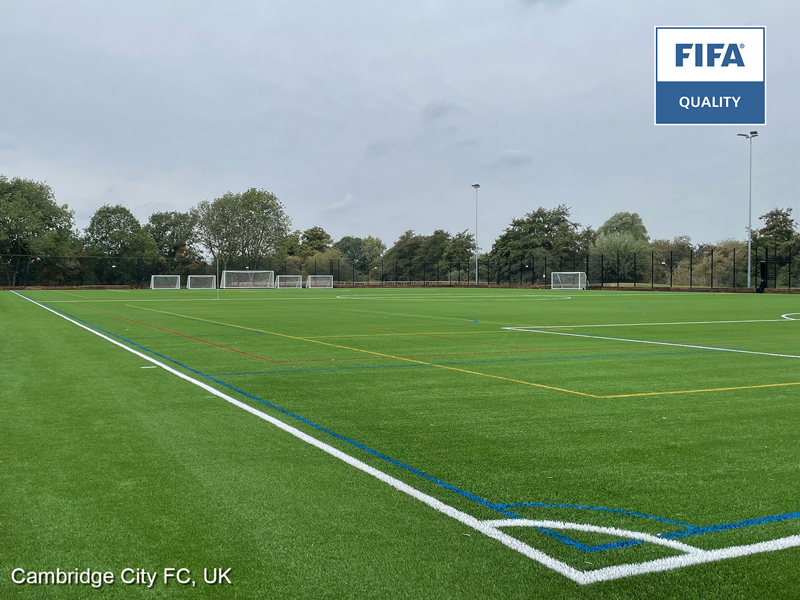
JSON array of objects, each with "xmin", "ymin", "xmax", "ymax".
[{"xmin": 2, "ymin": 248, "xmax": 797, "ymax": 290}]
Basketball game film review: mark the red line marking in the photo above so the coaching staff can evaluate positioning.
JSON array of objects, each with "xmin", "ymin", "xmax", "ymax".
[{"xmin": 75, "ymin": 304, "xmax": 280, "ymax": 363}]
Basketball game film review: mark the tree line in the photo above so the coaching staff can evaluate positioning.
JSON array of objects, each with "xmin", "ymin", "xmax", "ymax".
[{"xmin": 1, "ymin": 173, "xmax": 798, "ymax": 287}]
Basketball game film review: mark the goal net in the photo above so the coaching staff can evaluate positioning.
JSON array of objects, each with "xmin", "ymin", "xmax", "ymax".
[
  {"xmin": 187, "ymin": 274, "xmax": 216, "ymax": 289},
  {"xmin": 220, "ymin": 270, "xmax": 275, "ymax": 289},
  {"xmin": 276, "ymin": 274, "xmax": 303, "ymax": 289},
  {"xmin": 150, "ymin": 274, "xmax": 180, "ymax": 289},
  {"xmin": 306, "ymin": 275, "xmax": 334, "ymax": 289},
  {"xmin": 551, "ymin": 271, "xmax": 587, "ymax": 290}
]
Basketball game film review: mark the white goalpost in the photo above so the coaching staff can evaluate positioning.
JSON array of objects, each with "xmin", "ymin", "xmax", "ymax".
[
  {"xmin": 276, "ymin": 274, "xmax": 303, "ymax": 289},
  {"xmin": 187, "ymin": 274, "xmax": 217, "ymax": 289},
  {"xmin": 306, "ymin": 275, "xmax": 334, "ymax": 289},
  {"xmin": 220, "ymin": 270, "xmax": 275, "ymax": 289},
  {"xmin": 550, "ymin": 271, "xmax": 587, "ymax": 290},
  {"xmin": 150, "ymin": 274, "xmax": 180, "ymax": 289}
]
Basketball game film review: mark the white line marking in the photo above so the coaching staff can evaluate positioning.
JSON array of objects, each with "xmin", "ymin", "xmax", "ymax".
[
  {"xmin": 581, "ymin": 536, "xmax": 800, "ymax": 584},
  {"xmin": 13, "ymin": 289, "xmax": 800, "ymax": 585},
  {"xmin": 141, "ymin": 366, "xmax": 157, "ymax": 369},
  {"xmin": 504, "ymin": 327, "xmax": 800, "ymax": 360},
  {"xmin": 483, "ymin": 520, "xmax": 700, "ymax": 553},
  {"xmin": 515, "ymin": 319, "xmax": 785, "ymax": 329},
  {"xmin": 782, "ymin": 313, "xmax": 800, "ymax": 321}
]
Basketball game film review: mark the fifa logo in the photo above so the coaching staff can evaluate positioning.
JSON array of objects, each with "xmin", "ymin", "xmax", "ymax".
[
  {"xmin": 655, "ymin": 27, "xmax": 765, "ymax": 125},
  {"xmin": 674, "ymin": 43, "xmax": 745, "ymax": 67}
]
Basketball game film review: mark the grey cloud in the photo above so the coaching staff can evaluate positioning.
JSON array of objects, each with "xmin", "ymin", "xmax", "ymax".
[
  {"xmin": 365, "ymin": 141, "xmax": 395, "ymax": 158},
  {"xmin": 492, "ymin": 150, "xmax": 532, "ymax": 169},
  {"xmin": 421, "ymin": 102, "xmax": 464, "ymax": 125}
]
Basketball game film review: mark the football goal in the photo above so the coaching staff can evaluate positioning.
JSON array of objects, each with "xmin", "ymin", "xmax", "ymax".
[
  {"xmin": 220, "ymin": 270, "xmax": 275, "ymax": 289},
  {"xmin": 306, "ymin": 275, "xmax": 334, "ymax": 289},
  {"xmin": 551, "ymin": 271, "xmax": 587, "ymax": 290},
  {"xmin": 150, "ymin": 274, "xmax": 180, "ymax": 289},
  {"xmin": 276, "ymin": 274, "xmax": 303, "ymax": 289},
  {"xmin": 187, "ymin": 274, "xmax": 216, "ymax": 289}
]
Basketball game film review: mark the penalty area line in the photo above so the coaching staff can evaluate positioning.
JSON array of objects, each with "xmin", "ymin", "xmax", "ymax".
[{"xmin": 504, "ymin": 327, "xmax": 800, "ymax": 360}]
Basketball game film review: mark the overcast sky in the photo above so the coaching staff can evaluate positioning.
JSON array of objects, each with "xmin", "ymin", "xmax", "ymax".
[{"xmin": 1, "ymin": 0, "xmax": 798, "ymax": 251}]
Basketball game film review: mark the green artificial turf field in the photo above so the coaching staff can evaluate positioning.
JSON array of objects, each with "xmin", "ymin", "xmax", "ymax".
[{"xmin": 2, "ymin": 287, "xmax": 799, "ymax": 598}]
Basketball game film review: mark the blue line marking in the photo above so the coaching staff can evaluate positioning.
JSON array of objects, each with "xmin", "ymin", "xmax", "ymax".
[
  {"xmin": 50, "ymin": 302, "xmax": 800, "ymax": 554},
  {"xmin": 662, "ymin": 511, "xmax": 800, "ymax": 538}
]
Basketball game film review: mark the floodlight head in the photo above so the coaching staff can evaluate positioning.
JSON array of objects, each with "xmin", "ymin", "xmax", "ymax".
[
  {"xmin": 737, "ymin": 133, "xmax": 748, "ymax": 137},
  {"xmin": 750, "ymin": 130, "xmax": 758, "ymax": 137},
  {"xmin": 471, "ymin": 183, "xmax": 480, "ymax": 189}
]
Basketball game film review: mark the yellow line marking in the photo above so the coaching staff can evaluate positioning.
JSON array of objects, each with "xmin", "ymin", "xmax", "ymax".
[
  {"xmin": 126, "ymin": 304, "xmax": 592, "ymax": 397},
  {"xmin": 123, "ymin": 304, "xmax": 800, "ymax": 400},
  {"xmin": 599, "ymin": 381, "xmax": 800, "ymax": 398}
]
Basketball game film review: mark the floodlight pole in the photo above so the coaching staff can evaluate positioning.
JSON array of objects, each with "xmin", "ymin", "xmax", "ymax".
[
  {"xmin": 472, "ymin": 184, "xmax": 480, "ymax": 286},
  {"xmin": 737, "ymin": 131, "xmax": 758, "ymax": 288}
]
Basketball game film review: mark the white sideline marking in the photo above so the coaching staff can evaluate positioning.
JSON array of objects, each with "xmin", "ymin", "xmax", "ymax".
[
  {"xmin": 13, "ymin": 290, "xmax": 800, "ymax": 585},
  {"xmin": 519, "ymin": 318, "xmax": 784, "ymax": 329},
  {"xmin": 504, "ymin": 327, "xmax": 800, "ymax": 360},
  {"xmin": 782, "ymin": 313, "xmax": 800, "ymax": 321}
]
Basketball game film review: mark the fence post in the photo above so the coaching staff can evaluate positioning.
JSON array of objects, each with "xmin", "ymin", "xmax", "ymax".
[
  {"xmin": 585, "ymin": 254, "xmax": 589, "ymax": 284},
  {"xmin": 544, "ymin": 256, "xmax": 547, "ymax": 288},
  {"xmin": 711, "ymin": 248, "xmax": 714, "ymax": 289},
  {"xmin": 732, "ymin": 248, "xmax": 736, "ymax": 288},
  {"xmin": 689, "ymin": 249, "xmax": 693, "ymax": 289},
  {"xmin": 651, "ymin": 251, "xmax": 654, "ymax": 288},
  {"xmin": 633, "ymin": 252, "xmax": 637, "ymax": 287},
  {"xmin": 669, "ymin": 251, "xmax": 673, "ymax": 287},
  {"xmin": 600, "ymin": 254, "xmax": 604, "ymax": 288}
]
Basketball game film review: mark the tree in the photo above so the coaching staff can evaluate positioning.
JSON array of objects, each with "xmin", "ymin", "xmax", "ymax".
[
  {"xmin": 146, "ymin": 211, "xmax": 195, "ymax": 259},
  {"xmin": 0, "ymin": 175, "xmax": 76, "ymax": 285},
  {"xmin": 300, "ymin": 226, "xmax": 333, "ymax": 258},
  {"xmin": 334, "ymin": 235, "xmax": 386, "ymax": 268},
  {"xmin": 417, "ymin": 230, "xmax": 451, "ymax": 264},
  {"xmin": 753, "ymin": 207, "xmax": 799, "ymax": 245},
  {"xmin": 443, "ymin": 230, "xmax": 476, "ymax": 265},
  {"xmin": 362, "ymin": 236, "xmax": 386, "ymax": 263},
  {"xmin": 84, "ymin": 205, "xmax": 158, "ymax": 257},
  {"xmin": 490, "ymin": 205, "xmax": 594, "ymax": 260},
  {"xmin": 593, "ymin": 233, "xmax": 649, "ymax": 282},
  {"xmin": 192, "ymin": 188, "xmax": 292, "ymax": 269},
  {"xmin": 597, "ymin": 212, "xmax": 650, "ymax": 241}
]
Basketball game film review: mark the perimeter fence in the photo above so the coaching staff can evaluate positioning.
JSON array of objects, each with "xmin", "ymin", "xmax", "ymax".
[{"xmin": 2, "ymin": 247, "xmax": 797, "ymax": 290}]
